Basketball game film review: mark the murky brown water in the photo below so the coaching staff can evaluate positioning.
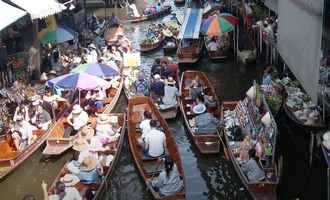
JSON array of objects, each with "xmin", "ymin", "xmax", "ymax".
[{"xmin": 0, "ymin": 2, "xmax": 264, "ymax": 200}]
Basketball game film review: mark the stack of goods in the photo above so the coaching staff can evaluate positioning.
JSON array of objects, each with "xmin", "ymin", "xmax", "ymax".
[
  {"xmin": 141, "ymin": 24, "xmax": 163, "ymax": 46},
  {"xmin": 277, "ymin": 77, "xmax": 321, "ymax": 126},
  {"xmin": 223, "ymin": 90, "xmax": 277, "ymax": 163},
  {"xmin": 260, "ymin": 83, "xmax": 283, "ymax": 116}
]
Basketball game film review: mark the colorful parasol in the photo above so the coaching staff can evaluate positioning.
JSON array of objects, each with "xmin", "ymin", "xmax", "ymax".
[
  {"xmin": 47, "ymin": 72, "xmax": 110, "ymax": 90},
  {"xmin": 219, "ymin": 13, "xmax": 239, "ymax": 25},
  {"xmin": 70, "ymin": 62, "xmax": 119, "ymax": 77},
  {"xmin": 40, "ymin": 26, "xmax": 75, "ymax": 44},
  {"xmin": 201, "ymin": 14, "xmax": 238, "ymax": 37}
]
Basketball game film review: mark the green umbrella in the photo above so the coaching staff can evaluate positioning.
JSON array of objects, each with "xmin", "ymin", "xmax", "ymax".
[{"xmin": 41, "ymin": 27, "xmax": 74, "ymax": 44}]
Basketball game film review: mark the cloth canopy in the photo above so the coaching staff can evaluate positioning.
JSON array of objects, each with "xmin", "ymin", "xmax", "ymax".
[
  {"xmin": 178, "ymin": 8, "xmax": 203, "ymax": 39},
  {"xmin": 0, "ymin": 1, "xmax": 26, "ymax": 31},
  {"xmin": 10, "ymin": 0, "xmax": 65, "ymax": 20}
]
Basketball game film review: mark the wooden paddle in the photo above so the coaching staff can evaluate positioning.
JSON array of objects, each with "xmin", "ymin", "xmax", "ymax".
[{"xmin": 217, "ymin": 127, "xmax": 230, "ymax": 160}]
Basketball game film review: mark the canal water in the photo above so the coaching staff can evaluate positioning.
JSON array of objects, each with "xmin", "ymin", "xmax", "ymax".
[{"xmin": 0, "ymin": 2, "xmax": 264, "ymax": 200}]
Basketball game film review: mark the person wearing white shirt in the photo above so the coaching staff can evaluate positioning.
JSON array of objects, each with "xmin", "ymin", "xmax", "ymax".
[
  {"xmin": 67, "ymin": 105, "xmax": 90, "ymax": 131},
  {"xmin": 11, "ymin": 116, "xmax": 37, "ymax": 150},
  {"xmin": 160, "ymin": 77, "xmax": 179, "ymax": 110},
  {"xmin": 143, "ymin": 120, "xmax": 166, "ymax": 158},
  {"xmin": 207, "ymin": 37, "xmax": 219, "ymax": 52},
  {"xmin": 42, "ymin": 180, "xmax": 82, "ymax": 200}
]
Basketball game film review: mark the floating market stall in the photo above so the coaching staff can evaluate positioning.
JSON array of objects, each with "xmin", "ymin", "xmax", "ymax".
[
  {"xmin": 277, "ymin": 77, "xmax": 325, "ymax": 130},
  {"xmin": 223, "ymin": 84, "xmax": 279, "ymax": 200}
]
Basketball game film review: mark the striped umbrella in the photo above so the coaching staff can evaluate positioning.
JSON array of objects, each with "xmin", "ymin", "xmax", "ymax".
[
  {"xmin": 47, "ymin": 72, "xmax": 110, "ymax": 90},
  {"xmin": 201, "ymin": 14, "xmax": 238, "ymax": 37}
]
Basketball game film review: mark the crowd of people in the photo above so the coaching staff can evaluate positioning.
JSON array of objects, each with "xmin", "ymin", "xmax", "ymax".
[{"xmin": 133, "ymin": 57, "xmax": 179, "ymax": 111}]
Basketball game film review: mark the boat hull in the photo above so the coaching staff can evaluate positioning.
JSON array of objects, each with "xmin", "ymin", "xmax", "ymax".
[
  {"xmin": 128, "ymin": 96, "xmax": 186, "ymax": 199},
  {"xmin": 179, "ymin": 70, "xmax": 222, "ymax": 154}
]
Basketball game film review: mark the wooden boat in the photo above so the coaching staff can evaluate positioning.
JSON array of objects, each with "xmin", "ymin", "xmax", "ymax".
[
  {"xmin": 156, "ymin": 57, "xmax": 180, "ymax": 120},
  {"xmin": 127, "ymin": 6, "xmax": 172, "ymax": 23},
  {"xmin": 179, "ymin": 71, "xmax": 222, "ymax": 154},
  {"xmin": 140, "ymin": 34, "xmax": 165, "ymax": 53},
  {"xmin": 0, "ymin": 103, "xmax": 71, "ymax": 179},
  {"xmin": 204, "ymin": 35, "xmax": 230, "ymax": 60},
  {"xmin": 42, "ymin": 78, "xmax": 123, "ymax": 155},
  {"xmin": 282, "ymin": 95, "xmax": 325, "ymax": 131},
  {"xmin": 127, "ymin": 96, "xmax": 185, "ymax": 199},
  {"xmin": 177, "ymin": 8, "xmax": 203, "ymax": 63},
  {"xmin": 48, "ymin": 113, "xmax": 126, "ymax": 199},
  {"xmin": 222, "ymin": 100, "xmax": 278, "ymax": 200}
]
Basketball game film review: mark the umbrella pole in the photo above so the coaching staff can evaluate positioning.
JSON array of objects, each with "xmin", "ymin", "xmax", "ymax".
[{"xmin": 79, "ymin": 89, "xmax": 81, "ymax": 105}]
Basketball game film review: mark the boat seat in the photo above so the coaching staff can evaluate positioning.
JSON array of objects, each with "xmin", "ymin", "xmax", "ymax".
[
  {"xmin": 140, "ymin": 151, "xmax": 165, "ymax": 161},
  {"xmin": 144, "ymin": 161, "xmax": 164, "ymax": 176}
]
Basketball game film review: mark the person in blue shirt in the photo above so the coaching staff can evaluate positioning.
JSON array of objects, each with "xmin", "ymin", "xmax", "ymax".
[
  {"xmin": 262, "ymin": 67, "xmax": 273, "ymax": 85},
  {"xmin": 151, "ymin": 74, "xmax": 165, "ymax": 101}
]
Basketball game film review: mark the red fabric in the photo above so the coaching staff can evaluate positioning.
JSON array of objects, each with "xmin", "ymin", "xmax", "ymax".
[{"xmin": 167, "ymin": 63, "xmax": 178, "ymax": 78}]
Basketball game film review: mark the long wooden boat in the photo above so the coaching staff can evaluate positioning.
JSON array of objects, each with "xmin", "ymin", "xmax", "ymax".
[
  {"xmin": 177, "ymin": 8, "xmax": 203, "ymax": 63},
  {"xmin": 140, "ymin": 34, "xmax": 165, "ymax": 53},
  {"xmin": 48, "ymin": 113, "xmax": 126, "ymax": 199},
  {"xmin": 179, "ymin": 71, "xmax": 222, "ymax": 154},
  {"xmin": 204, "ymin": 36, "xmax": 230, "ymax": 60},
  {"xmin": 127, "ymin": 6, "xmax": 171, "ymax": 23},
  {"xmin": 282, "ymin": 95, "xmax": 325, "ymax": 131},
  {"xmin": 222, "ymin": 98, "xmax": 279, "ymax": 200},
  {"xmin": 0, "ymin": 103, "xmax": 70, "ymax": 179},
  {"xmin": 42, "ymin": 78, "xmax": 123, "ymax": 155},
  {"xmin": 127, "ymin": 96, "xmax": 185, "ymax": 199}
]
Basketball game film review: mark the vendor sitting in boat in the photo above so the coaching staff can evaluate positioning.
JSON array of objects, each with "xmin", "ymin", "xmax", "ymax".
[
  {"xmin": 207, "ymin": 37, "xmax": 219, "ymax": 52},
  {"xmin": 11, "ymin": 115, "xmax": 37, "ymax": 151},
  {"xmin": 84, "ymin": 88, "xmax": 106, "ymax": 113},
  {"xmin": 151, "ymin": 74, "xmax": 165, "ymax": 102},
  {"xmin": 192, "ymin": 104, "xmax": 221, "ymax": 134},
  {"xmin": 143, "ymin": 120, "xmax": 166, "ymax": 158},
  {"xmin": 159, "ymin": 77, "xmax": 179, "ymax": 110},
  {"xmin": 42, "ymin": 179, "xmax": 82, "ymax": 200},
  {"xmin": 151, "ymin": 155, "xmax": 184, "ymax": 196},
  {"xmin": 67, "ymin": 105, "xmax": 89, "ymax": 132},
  {"xmin": 95, "ymin": 114, "xmax": 120, "ymax": 145},
  {"xmin": 30, "ymin": 105, "xmax": 52, "ymax": 130},
  {"xmin": 189, "ymin": 76, "xmax": 203, "ymax": 100},
  {"xmin": 241, "ymin": 148, "xmax": 265, "ymax": 182},
  {"xmin": 134, "ymin": 73, "xmax": 150, "ymax": 96}
]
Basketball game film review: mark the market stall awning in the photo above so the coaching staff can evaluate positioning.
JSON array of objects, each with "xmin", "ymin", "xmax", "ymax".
[
  {"xmin": 10, "ymin": 0, "xmax": 65, "ymax": 20},
  {"xmin": 0, "ymin": 1, "xmax": 26, "ymax": 31},
  {"xmin": 178, "ymin": 8, "xmax": 203, "ymax": 39}
]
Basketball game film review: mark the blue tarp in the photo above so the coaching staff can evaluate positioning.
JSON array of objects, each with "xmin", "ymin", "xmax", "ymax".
[{"xmin": 178, "ymin": 8, "xmax": 203, "ymax": 39}]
